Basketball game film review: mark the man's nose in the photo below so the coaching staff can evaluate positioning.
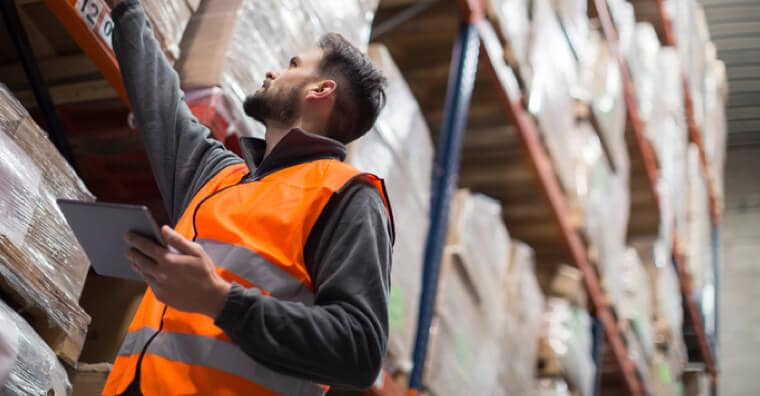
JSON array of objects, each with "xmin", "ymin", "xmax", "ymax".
[{"xmin": 266, "ymin": 71, "xmax": 279, "ymax": 80}]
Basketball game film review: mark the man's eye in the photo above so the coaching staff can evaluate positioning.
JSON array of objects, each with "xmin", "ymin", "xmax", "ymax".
[{"xmin": 289, "ymin": 59, "xmax": 297, "ymax": 68}]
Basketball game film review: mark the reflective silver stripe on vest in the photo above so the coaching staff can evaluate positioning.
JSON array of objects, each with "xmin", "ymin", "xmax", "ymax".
[
  {"xmin": 119, "ymin": 327, "xmax": 325, "ymax": 396},
  {"xmin": 197, "ymin": 238, "xmax": 315, "ymax": 305}
]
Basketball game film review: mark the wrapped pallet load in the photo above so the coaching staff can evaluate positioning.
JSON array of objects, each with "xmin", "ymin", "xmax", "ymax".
[
  {"xmin": 425, "ymin": 191, "xmax": 511, "ymax": 395},
  {"xmin": 0, "ymin": 299, "xmax": 71, "ymax": 395},
  {"xmin": 0, "ymin": 85, "xmax": 94, "ymax": 365},
  {"xmin": 176, "ymin": 0, "xmax": 379, "ymax": 140},
  {"xmin": 347, "ymin": 44, "xmax": 434, "ymax": 372},
  {"xmin": 702, "ymin": 45, "xmax": 728, "ymax": 204},
  {"xmin": 631, "ymin": 238, "xmax": 688, "ymax": 390},
  {"xmin": 539, "ymin": 297, "xmax": 595, "ymax": 396},
  {"xmin": 499, "ymin": 241, "xmax": 545, "ymax": 396},
  {"xmin": 526, "ymin": 0, "xmax": 580, "ymax": 194},
  {"xmin": 682, "ymin": 144, "xmax": 715, "ymax": 337}
]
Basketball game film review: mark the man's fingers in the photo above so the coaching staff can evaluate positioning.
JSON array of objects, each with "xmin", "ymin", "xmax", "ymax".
[
  {"xmin": 126, "ymin": 231, "xmax": 166, "ymax": 260},
  {"xmin": 128, "ymin": 248, "xmax": 160, "ymax": 279},
  {"xmin": 161, "ymin": 226, "xmax": 201, "ymax": 257}
]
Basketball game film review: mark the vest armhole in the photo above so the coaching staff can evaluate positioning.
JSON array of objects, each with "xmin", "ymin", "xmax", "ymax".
[{"xmin": 303, "ymin": 174, "xmax": 395, "ymax": 281}]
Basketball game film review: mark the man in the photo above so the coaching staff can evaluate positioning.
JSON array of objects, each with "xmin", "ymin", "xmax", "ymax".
[{"xmin": 103, "ymin": 1, "xmax": 394, "ymax": 395}]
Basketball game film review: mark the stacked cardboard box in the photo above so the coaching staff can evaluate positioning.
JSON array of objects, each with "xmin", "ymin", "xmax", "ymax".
[
  {"xmin": 0, "ymin": 85, "xmax": 94, "ymax": 365},
  {"xmin": 0, "ymin": 299, "xmax": 71, "ymax": 395},
  {"xmin": 141, "ymin": 0, "xmax": 202, "ymax": 63},
  {"xmin": 425, "ymin": 191, "xmax": 511, "ymax": 395},
  {"xmin": 347, "ymin": 44, "xmax": 434, "ymax": 372},
  {"xmin": 176, "ymin": 0, "xmax": 379, "ymax": 140},
  {"xmin": 103, "ymin": 0, "xmax": 201, "ymax": 63}
]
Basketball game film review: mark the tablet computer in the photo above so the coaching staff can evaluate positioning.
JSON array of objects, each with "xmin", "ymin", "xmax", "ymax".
[{"xmin": 57, "ymin": 199, "xmax": 166, "ymax": 282}]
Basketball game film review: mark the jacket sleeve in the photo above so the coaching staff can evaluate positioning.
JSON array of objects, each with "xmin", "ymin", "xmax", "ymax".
[
  {"xmin": 111, "ymin": 0, "xmax": 242, "ymax": 224},
  {"xmin": 214, "ymin": 184, "xmax": 393, "ymax": 389}
]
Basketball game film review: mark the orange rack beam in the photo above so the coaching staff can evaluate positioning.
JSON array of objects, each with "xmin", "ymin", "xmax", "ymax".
[
  {"xmin": 46, "ymin": 0, "xmax": 128, "ymax": 104},
  {"xmin": 672, "ymin": 237, "xmax": 718, "ymax": 382}
]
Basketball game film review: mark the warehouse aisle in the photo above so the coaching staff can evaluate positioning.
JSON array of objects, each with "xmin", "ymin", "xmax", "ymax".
[{"xmin": 719, "ymin": 146, "xmax": 760, "ymax": 395}]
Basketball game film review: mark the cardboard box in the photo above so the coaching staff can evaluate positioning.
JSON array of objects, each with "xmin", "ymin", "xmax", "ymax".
[{"xmin": 70, "ymin": 363, "xmax": 111, "ymax": 396}]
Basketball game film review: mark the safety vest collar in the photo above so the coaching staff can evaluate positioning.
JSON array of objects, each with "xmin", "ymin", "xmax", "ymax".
[{"xmin": 239, "ymin": 128, "xmax": 347, "ymax": 180}]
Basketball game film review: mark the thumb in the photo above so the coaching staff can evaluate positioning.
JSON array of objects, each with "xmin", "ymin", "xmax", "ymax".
[{"xmin": 161, "ymin": 226, "xmax": 201, "ymax": 256}]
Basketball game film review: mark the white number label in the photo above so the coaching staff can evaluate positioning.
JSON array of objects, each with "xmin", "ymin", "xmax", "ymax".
[{"xmin": 74, "ymin": 0, "xmax": 113, "ymax": 49}]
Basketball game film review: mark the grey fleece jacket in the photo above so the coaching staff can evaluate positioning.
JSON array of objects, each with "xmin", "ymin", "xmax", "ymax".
[{"xmin": 111, "ymin": 0, "xmax": 393, "ymax": 390}]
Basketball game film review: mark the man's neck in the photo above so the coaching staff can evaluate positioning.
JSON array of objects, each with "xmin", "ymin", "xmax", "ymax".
[
  {"xmin": 263, "ymin": 118, "xmax": 324, "ymax": 158},
  {"xmin": 263, "ymin": 123, "xmax": 293, "ymax": 158}
]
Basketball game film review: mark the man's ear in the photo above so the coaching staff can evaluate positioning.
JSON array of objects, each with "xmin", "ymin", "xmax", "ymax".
[{"xmin": 306, "ymin": 80, "xmax": 337, "ymax": 100}]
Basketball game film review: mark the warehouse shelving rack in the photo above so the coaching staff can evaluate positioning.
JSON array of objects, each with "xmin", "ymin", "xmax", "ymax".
[
  {"xmin": 404, "ymin": 0, "xmax": 644, "ymax": 395},
  {"xmin": 591, "ymin": 0, "xmax": 719, "ymax": 389},
  {"xmin": 22, "ymin": 0, "xmax": 720, "ymax": 395}
]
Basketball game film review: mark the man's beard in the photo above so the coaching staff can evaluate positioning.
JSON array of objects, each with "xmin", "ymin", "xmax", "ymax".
[{"xmin": 243, "ymin": 83, "xmax": 304, "ymax": 126}]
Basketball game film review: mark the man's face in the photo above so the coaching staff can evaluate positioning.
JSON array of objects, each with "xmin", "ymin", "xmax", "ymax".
[{"xmin": 243, "ymin": 48, "xmax": 325, "ymax": 126}]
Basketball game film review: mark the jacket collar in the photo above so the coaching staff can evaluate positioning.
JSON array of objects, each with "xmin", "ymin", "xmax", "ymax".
[{"xmin": 239, "ymin": 128, "xmax": 347, "ymax": 179}]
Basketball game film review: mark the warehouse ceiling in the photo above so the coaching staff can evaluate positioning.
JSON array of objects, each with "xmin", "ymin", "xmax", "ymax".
[{"xmin": 701, "ymin": 0, "xmax": 760, "ymax": 146}]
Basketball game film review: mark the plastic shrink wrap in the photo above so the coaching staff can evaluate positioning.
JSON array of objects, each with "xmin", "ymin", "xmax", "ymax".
[
  {"xmin": 486, "ymin": 0, "xmax": 531, "ymax": 78},
  {"xmin": 703, "ymin": 45, "xmax": 727, "ymax": 205},
  {"xmin": 346, "ymin": 44, "xmax": 434, "ymax": 371},
  {"xmin": 617, "ymin": 248, "xmax": 655, "ymax": 362},
  {"xmin": 667, "ymin": 0, "xmax": 710, "ymax": 133},
  {"xmin": 682, "ymin": 145, "xmax": 715, "ymax": 336},
  {"xmin": 536, "ymin": 379, "xmax": 572, "ymax": 396},
  {"xmin": 177, "ymin": 0, "xmax": 379, "ymax": 139},
  {"xmin": 425, "ymin": 191, "xmax": 511, "ymax": 395},
  {"xmin": 631, "ymin": 239, "xmax": 688, "ymax": 378},
  {"xmin": 652, "ymin": 48, "xmax": 688, "ymax": 252},
  {"xmin": 425, "ymin": 254, "xmax": 501, "ymax": 396},
  {"xmin": 527, "ymin": 0, "xmax": 579, "ymax": 196},
  {"xmin": 0, "ymin": 85, "xmax": 93, "ymax": 364},
  {"xmin": 499, "ymin": 241, "xmax": 544, "ymax": 396},
  {"xmin": 579, "ymin": 29, "xmax": 629, "ymax": 175},
  {"xmin": 0, "ymin": 299, "xmax": 70, "ymax": 396},
  {"xmin": 540, "ymin": 297, "xmax": 595, "ymax": 396}
]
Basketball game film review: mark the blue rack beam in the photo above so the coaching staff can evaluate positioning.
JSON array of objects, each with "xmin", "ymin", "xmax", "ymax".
[{"xmin": 407, "ymin": 19, "xmax": 480, "ymax": 395}]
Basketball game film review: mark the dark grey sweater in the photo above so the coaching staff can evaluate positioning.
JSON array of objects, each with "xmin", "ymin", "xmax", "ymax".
[{"xmin": 112, "ymin": 0, "xmax": 393, "ymax": 389}]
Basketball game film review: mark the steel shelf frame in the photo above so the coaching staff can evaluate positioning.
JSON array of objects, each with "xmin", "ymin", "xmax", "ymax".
[
  {"xmin": 591, "ymin": 0, "xmax": 719, "ymax": 387},
  {"xmin": 406, "ymin": 0, "xmax": 645, "ymax": 395}
]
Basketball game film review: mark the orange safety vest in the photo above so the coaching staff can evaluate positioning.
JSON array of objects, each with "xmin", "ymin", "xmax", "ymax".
[{"xmin": 103, "ymin": 159, "xmax": 392, "ymax": 396}]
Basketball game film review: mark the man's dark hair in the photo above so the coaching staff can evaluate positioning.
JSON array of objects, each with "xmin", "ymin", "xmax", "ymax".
[{"xmin": 317, "ymin": 33, "xmax": 386, "ymax": 144}]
